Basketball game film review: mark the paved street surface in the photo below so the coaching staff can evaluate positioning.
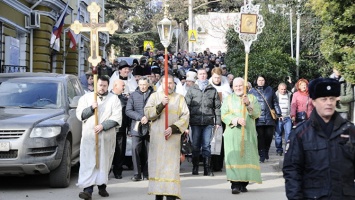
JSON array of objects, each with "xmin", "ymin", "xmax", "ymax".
[{"xmin": 0, "ymin": 149, "xmax": 286, "ymax": 200}]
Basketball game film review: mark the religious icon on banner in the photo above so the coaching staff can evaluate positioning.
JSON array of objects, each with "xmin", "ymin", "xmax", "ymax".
[{"xmin": 240, "ymin": 14, "xmax": 258, "ymax": 34}]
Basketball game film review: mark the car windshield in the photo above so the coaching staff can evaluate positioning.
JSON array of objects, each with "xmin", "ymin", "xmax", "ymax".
[{"xmin": 0, "ymin": 79, "xmax": 61, "ymax": 108}]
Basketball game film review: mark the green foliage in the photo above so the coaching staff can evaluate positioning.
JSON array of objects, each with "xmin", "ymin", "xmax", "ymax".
[
  {"xmin": 105, "ymin": 0, "xmax": 163, "ymax": 55},
  {"xmin": 225, "ymin": 1, "xmax": 331, "ymax": 88},
  {"xmin": 225, "ymin": 4, "xmax": 296, "ymax": 89},
  {"xmin": 308, "ymin": 0, "xmax": 355, "ymax": 83}
]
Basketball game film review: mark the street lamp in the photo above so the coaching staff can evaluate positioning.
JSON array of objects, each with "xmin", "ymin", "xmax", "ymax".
[
  {"xmin": 157, "ymin": 17, "xmax": 174, "ymax": 48},
  {"xmin": 157, "ymin": 1, "xmax": 174, "ymax": 134}
]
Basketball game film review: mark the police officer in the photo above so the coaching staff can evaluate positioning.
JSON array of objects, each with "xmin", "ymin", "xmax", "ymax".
[{"xmin": 283, "ymin": 77, "xmax": 355, "ymax": 199}]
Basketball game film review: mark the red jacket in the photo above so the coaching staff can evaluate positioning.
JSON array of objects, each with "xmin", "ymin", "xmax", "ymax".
[{"xmin": 290, "ymin": 79, "xmax": 314, "ymax": 123}]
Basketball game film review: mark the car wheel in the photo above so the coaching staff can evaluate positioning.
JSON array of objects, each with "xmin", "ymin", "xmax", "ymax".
[{"xmin": 49, "ymin": 139, "xmax": 71, "ymax": 188}]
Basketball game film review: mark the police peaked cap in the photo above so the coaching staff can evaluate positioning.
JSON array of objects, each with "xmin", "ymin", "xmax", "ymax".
[{"xmin": 308, "ymin": 78, "xmax": 340, "ymax": 99}]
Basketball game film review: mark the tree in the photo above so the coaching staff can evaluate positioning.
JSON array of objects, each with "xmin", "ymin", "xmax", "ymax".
[
  {"xmin": 307, "ymin": 0, "xmax": 355, "ymax": 83},
  {"xmin": 104, "ymin": 0, "xmax": 248, "ymax": 56},
  {"xmin": 225, "ymin": 2, "xmax": 296, "ymax": 89},
  {"xmin": 105, "ymin": 0, "xmax": 160, "ymax": 56},
  {"xmin": 224, "ymin": 0, "xmax": 331, "ymax": 88}
]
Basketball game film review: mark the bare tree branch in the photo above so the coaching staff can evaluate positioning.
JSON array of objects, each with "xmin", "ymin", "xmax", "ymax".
[{"xmin": 193, "ymin": 0, "xmax": 221, "ymax": 10}]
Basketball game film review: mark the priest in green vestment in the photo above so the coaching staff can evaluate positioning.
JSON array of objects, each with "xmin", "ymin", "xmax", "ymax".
[{"xmin": 221, "ymin": 77, "xmax": 262, "ymax": 194}]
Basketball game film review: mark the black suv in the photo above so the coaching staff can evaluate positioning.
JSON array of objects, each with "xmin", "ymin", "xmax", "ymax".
[{"xmin": 0, "ymin": 73, "xmax": 84, "ymax": 188}]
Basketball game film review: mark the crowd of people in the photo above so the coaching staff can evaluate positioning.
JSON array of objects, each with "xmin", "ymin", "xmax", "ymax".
[{"xmin": 76, "ymin": 48, "xmax": 355, "ymax": 200}]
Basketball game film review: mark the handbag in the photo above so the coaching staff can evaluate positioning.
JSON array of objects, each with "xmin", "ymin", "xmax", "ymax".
[
  {"xmin": 295, "ymin": 97, "xmax": 309, "ymax": 123},
  {"xmin": 181, "ymin": 133, "xmax": 193, "ymax": 155},
  {"xmin": 270, "ymin": 109, "xmax": 277, "ymax": 120},
  {"xmin": 255, "ymin": 89, "xmax": 277, "ymax": 120},
  {"xmin": 134, "ymin": 121, "xmax": 150, "ymax": 136},
  {"xmin": 296, "ymin": 111, "xmax": 307, "ymax": 123}
]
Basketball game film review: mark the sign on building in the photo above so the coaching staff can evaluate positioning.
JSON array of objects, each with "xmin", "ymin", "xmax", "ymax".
[
  {"xmin": 144, "ymin": 40, "xmax": 154, "ymax": 51},
  {"xmin": 188, "ymin": 30, "xmax": 197, "ymax": 42}
]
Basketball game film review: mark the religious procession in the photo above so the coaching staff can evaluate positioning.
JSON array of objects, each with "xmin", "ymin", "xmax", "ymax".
[{"xmin": 0, "ymin": 0, "xmax": 355, "ymax": 200}]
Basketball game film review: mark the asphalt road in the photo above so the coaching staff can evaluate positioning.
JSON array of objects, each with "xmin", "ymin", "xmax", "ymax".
[{"xmin": 0, "ymin": 152, "xmax": 286, "ymax": 200}]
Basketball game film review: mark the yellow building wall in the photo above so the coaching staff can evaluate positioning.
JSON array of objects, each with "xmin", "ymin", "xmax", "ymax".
[
  {"xmin": 0, "ymin": 2, "xmax": 29, "ymax": 70},
  {"xmin": 0, "ymin": 3, "xmax": 25, "ymax": 27},
  {"xmin": 0, "ymin": 1, "xmax": 108, "ymax": 75},
  {"xmin": 32, "ymin": 14, "xmax": 52, "ymax": 72}
]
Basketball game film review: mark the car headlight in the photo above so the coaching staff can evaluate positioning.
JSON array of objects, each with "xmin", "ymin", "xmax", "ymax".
[{"xmin": 30, "ymin": 127, "xmax": 61, "ymax": 138}]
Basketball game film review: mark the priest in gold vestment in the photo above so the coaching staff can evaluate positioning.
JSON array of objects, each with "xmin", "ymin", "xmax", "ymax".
[{"xmin": 144, "ymin": 74, "xmax": 190, "ymax": 200}]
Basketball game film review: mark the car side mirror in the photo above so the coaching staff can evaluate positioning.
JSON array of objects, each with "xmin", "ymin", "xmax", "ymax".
[{"xmin": 69, "ymin": 96, "xmax": 81, "ymax": 108}]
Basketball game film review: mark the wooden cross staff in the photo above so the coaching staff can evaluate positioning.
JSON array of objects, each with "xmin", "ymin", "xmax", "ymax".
[{"xmin": 70, "ymin": 2, "xmax": 118, "ymax": 168}]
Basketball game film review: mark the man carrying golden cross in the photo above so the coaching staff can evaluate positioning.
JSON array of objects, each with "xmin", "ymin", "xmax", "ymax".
[{"xmin": 72, "ymin": 2, "xmax": 119, "ymax": 200}]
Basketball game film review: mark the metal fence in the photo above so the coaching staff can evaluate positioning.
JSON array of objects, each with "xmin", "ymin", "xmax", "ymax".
[{"xmin": 1, "ymin": 65, "xmax": 27, "ymax": 73}]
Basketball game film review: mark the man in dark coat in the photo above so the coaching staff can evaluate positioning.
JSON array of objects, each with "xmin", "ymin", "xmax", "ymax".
[
  {"xmin": 126, "ymin": 76, "xmax": 154, "ymax": 181},
  {"xmin": 110, "ymin": 79, "xmax": 129, "ymax": 179},
  {"xmin": 185, "ymin": 68, "xmax": 221, "ymax": 176},
  {"xmin": 283, "ymin": 77, "xmax": 355, "ymax": 200},
  {"xmin": 98, "ymin": 58, "xmax": 113, "ymax": 77}
]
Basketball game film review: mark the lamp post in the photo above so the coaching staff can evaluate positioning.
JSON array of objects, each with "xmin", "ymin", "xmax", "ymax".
[
  {"xmin": 157, "ymin": 1, "xmax": 174, "ymax": 135},
  {"xmin": 188, "ymin": 0, "xmax": 193, "ymax": 52},
  {"xmin": 295, "ymin": 0, "xmax": 301, "ymax": 80}
]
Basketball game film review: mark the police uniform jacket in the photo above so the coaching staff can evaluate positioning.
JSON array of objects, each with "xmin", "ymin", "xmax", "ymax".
[{"xmin": 283, "ymin": 110, "xmax": 355, "ymax": 199}]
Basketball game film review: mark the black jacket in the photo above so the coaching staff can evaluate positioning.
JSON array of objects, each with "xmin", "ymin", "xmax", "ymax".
[
  {"xmin": 185, "ymin": 83, "xmax": 221, "ymax": 126},
  {"xmin": 98, "ymin": 66, "xmax": 113, "ymax": 77},
  {"xmin": 283, "ymin": 110, "xmax": 355, "ymax": 200},
  {"xmin": 117, "ymin": 94, "xmax": 129, "ymax": 134},
  {"xmin": 126, "ymin": 86, "xmax": 154, "ymax": 136},
  {"xmin": 249, "ymin": 86, "xmax": 281, "ymax": 126}
]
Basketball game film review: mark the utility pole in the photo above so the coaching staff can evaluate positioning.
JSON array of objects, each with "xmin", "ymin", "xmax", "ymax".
[
  {"xmin": 290, "ymin": 8, "xmax": 293, "ymax": 58},
  {"xmin": 188, "ymin": 0, "xmax": 193, "ymax": 52},
  {"xmin": 295, "ymin": 0, "xmax": 301, "ymax": 80}
]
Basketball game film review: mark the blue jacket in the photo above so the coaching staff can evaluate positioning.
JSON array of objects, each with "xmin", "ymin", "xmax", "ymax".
[{"xmin": 249, "ymin": 86, "xmax": 281, "ymax": 126}]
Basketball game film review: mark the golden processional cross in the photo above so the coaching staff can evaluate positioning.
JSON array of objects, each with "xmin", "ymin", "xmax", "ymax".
[
  {"xmin": 70, "ymin": 2, "xmax": 118, "ymax": 168},
  {"xmin": 70, "ymin": 2, "xmax": 118, "ymax": 67}
]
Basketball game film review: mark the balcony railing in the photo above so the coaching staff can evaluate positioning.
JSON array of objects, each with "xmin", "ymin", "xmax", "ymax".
[{"xmin": 1, "ymin": 65, "xmax": 27, "ymax": 73}]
